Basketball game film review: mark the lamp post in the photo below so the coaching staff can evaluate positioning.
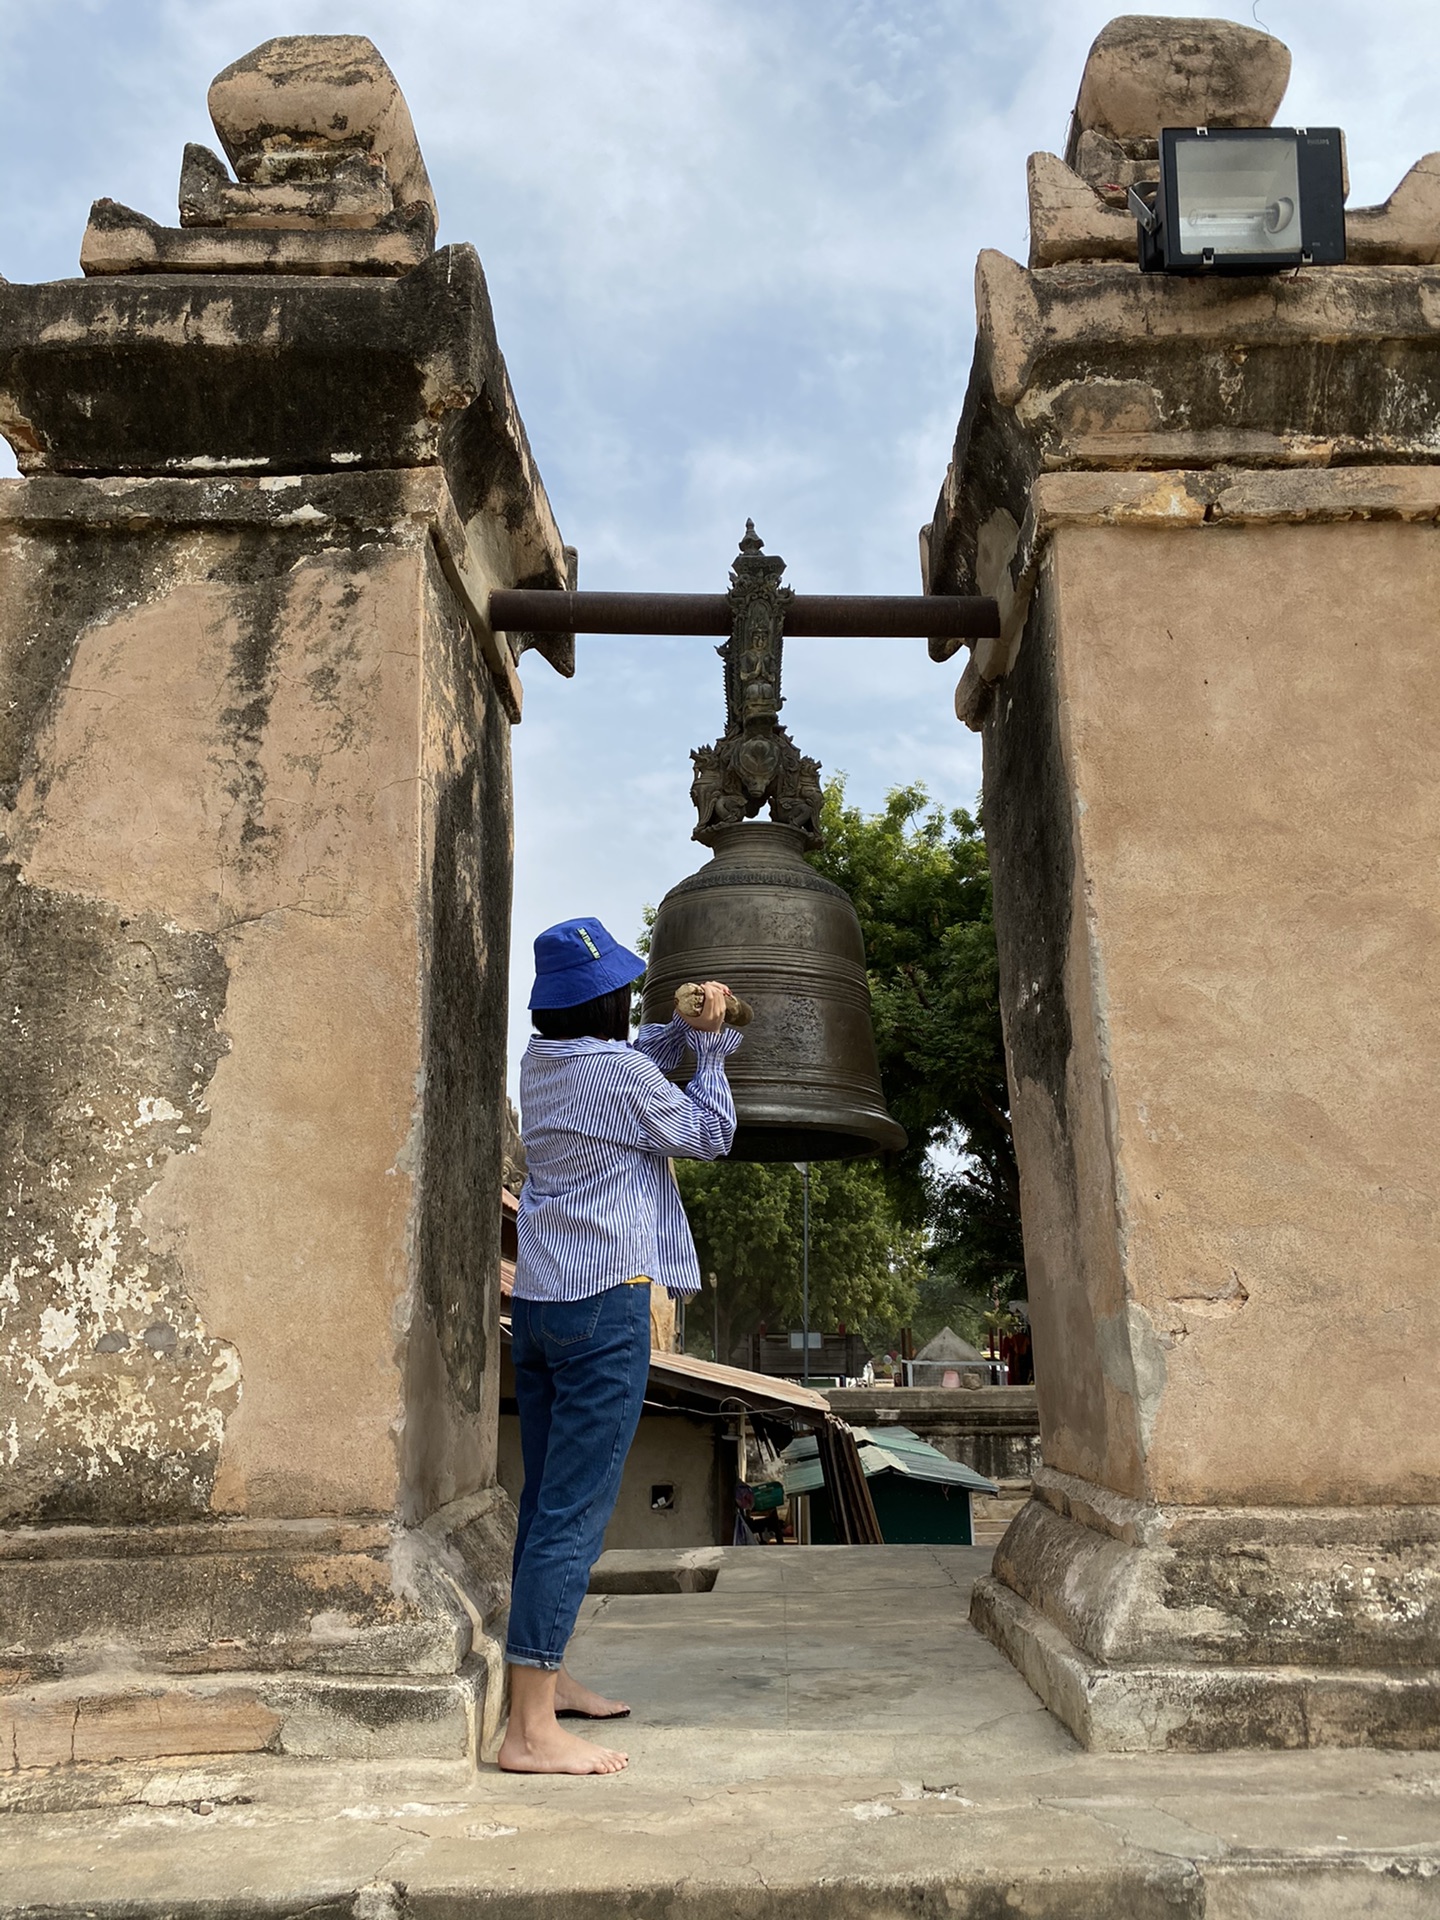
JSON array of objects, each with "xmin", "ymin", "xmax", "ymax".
[{"xmin": 793, "ymin": 1161, "xmax": 811, "ymax": 1385}]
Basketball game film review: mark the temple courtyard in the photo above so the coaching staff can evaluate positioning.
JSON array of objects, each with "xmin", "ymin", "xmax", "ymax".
[{"xmin": 2, "ymin": 1546, "xmax": 1436, "ymax": 1919}]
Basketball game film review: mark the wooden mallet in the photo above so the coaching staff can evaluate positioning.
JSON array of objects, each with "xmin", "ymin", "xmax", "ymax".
[{"xmin": 674, "ymin": 982, "xmax": 754, "ymax": 1028}]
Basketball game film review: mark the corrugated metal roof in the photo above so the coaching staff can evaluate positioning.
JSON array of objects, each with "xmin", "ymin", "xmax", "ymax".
[
  {"xmin": 499, "ymin": 1314, "xmax": 829, "ymax": 1416},
  {"xmin": 781, "ymin": 1425, "xmax": 998, "ymax": 1497},
  {"xmin": 647, "ymin": 1349, "xmax": 830, "ymax": 1414}
]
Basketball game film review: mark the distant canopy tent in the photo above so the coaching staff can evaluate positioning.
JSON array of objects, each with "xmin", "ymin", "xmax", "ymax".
[{"xmin": 906, "ymin": 1326, "xmax": 993, "ymax": 1388}]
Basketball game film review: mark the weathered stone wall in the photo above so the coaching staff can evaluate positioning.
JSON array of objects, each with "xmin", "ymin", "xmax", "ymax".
[
  {"xmin": 927, "ymin": 16, "xmax": 1440, "ymax": 1750},
  {"xmin": 978, "ymin": 564, "xmax": 1146, "ymax": 1501},
  {"xmin": 404, "ymin": 537, "xmax": 514, "ymax": 1519},
  {"xmin": 0, "ymin": 35, "xmax": 572, "ymax": 1765},
  {"xmin": 1037, "ymin": 515, "xmax": 1440, "ymax": 1509},
  {"xmin": 0, "ymin": 479, "xmax": 519, "ymax": 1526}
]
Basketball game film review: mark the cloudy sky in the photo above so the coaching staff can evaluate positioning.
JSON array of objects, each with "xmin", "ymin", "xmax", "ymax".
[{"xmin": 1, "ymin": 0, "xmax": 1435, "ymax": 1082}]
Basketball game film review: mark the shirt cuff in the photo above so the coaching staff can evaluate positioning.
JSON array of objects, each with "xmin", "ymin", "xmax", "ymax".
[{"xmin": 690, "ymin": 1023, "xmax": 744, "ymax": 1062}]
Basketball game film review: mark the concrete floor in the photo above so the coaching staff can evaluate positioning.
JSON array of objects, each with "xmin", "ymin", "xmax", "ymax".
[
  {"xmin": 3, "ymin": 1546, "xmax": 1439, "ymax": 1918},
  {"xmin": 567, "ymin": 1543, "xmax": 1070, "ymax": 1744}
]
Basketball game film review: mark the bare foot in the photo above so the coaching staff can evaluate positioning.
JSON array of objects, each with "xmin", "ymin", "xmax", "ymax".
[
  {"xmin": 555, "ymin": 1667, "xmax": 630, "ymax": 1719},
  {"xmin": 497, "ymin": 1721, "xmax": 629, "ymax": 1775}
]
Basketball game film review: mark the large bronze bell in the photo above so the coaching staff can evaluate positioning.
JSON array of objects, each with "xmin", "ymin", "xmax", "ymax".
[{"xmin": 641, "ymin": 524, "xmax": 906, "ymax": 1162}]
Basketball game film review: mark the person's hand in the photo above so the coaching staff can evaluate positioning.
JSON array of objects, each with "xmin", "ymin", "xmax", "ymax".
[{"xmin": 679, "ymin": 980, "xmax": 730, "ymax": 1033}]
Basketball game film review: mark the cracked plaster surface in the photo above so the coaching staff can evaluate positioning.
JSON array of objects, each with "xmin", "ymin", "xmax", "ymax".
[{"xmin": 1, "ymin": 525, "xmax": 434, "ymax": 1521}]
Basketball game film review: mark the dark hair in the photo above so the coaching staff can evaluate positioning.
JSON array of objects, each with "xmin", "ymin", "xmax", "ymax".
[{"xmin": 531, "ymin": 983, "xmax": 633, "ymax": 1043}]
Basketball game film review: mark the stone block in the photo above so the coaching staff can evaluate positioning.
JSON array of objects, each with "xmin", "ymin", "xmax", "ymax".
[
  {"xmin": 81, "ymin": 198, "xmax": 431, "ymax": 277},
  {"xmin": 993, "ymin": 1476, "xmax": 1440, "ymax": 1672},
  {"xmin": 1, "ymin": 1665, "xmax": 489, "ymax": 1769},
  {"xmin": 0, "ymin": 1494, "xmax": 522, "ymax": 1681},
  {"xmin": 1072, "ymin": 16, "xmax": 1290, "ymax": 146},
  {"xmin": 1070, "ymin": 126, "xmax": 1158, "ymax": 204},
  {"xmin": 0, "ymin": 249, "xmax": 569, "ymax": 616},
  {"xmin": 1027, "ymin": 152, "xmax": 1136, "ymax": 268},
  {"xmin": 588, "ymin": 1549, "xmax": 724, "ymax": 1595},
  {"xmin": 924, "ymin": 251, "xmax": 1440, "ymax": 619},
  {"xmin": 178, "ymin": 143, "xmax": 395, "ymax": 232},
  {"xmin": 207, "ymin": 36, "xmax": 435, "ymax": 226},
  {"xmin": 1348, "ymin": 154, "xmax": 1440, "ymax": 266},
  {"xmin": 971, "ymin": 1575, "xmax": 1440, "ymax": 1753},
  {"xmin": 76, "ymin": 37, "xmax": 438, "ymax": 277}
]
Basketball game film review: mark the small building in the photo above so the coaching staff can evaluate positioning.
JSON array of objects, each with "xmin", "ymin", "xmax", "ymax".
[
  {"xmin": 746, "ymin": 1330, "xmax": 871, "ymax": 1382},
  {"xmin": 781, "ymin": 1424, "xmax": 997, "ymax": 1545},
  {"xmin": 498, "ymin": 1326, "xmax": 829, "ymax": 1552}
]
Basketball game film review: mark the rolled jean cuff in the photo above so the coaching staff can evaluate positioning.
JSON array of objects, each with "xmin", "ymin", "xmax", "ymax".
[{"xmin": 505, "ymin": 1645, "xmax": 564, "ymax": 1671}]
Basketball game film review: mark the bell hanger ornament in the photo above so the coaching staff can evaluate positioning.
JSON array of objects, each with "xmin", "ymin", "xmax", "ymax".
[{"xmin": 642, "ymin": 524, "xmax": 906, "ymax": 1162}]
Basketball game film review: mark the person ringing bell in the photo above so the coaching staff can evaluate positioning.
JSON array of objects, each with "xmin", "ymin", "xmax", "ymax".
[{"xmin": 499, "ymin": 916, "xmax": 741, "ymax": 1777}]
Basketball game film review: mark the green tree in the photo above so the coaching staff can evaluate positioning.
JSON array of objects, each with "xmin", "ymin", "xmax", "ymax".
[
  {"xmin": 673, "ymin": 1155, "xmax": 922, "ymax": 1364},
  {"xmin": 807, "ymin": 780, "xmax": 1024, "ymax": 1339}
]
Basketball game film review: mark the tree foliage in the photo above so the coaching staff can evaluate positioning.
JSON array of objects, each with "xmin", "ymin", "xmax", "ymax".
[
  {"xmin": 806, "ymin": 781, "xmax": 1025, "ymax": 1335},
  {"xmin": 673, "ymin": 1155, "xmax": 922, "ymax": 1362}
]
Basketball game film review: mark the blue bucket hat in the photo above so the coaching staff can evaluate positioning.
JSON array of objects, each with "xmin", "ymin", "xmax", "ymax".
[{"xmin": 528, "ymin": 916, "xmax": 646, "ymax": 1011}]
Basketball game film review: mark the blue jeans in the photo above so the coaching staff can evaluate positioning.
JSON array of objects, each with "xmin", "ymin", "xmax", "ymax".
[{"xmin": 506, "ymin": 1283, "xmax": 652, "ymax": 1670}]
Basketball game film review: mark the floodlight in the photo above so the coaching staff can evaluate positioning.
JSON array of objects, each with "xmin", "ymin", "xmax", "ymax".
[{"xmin": 1131, "ymin": 128, "xmax": 1346, "ymax": 274}]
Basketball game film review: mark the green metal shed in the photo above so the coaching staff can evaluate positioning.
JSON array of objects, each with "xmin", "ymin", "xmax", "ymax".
[{"xmin": 780, "ymin": 1425, "xmax": 998, "ymax": 1545}]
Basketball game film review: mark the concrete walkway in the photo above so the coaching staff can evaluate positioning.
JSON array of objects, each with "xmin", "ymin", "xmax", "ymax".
[{"xmin": 3, "ymin": 1546, "xmax": 1438, "ymax": 1918}]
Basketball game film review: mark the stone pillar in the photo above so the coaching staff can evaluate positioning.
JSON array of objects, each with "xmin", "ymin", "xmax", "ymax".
[
  {"xmin": 0, "ymin": 39, "xmax": 571, "ymax": 1767},
  {"xmin": 925, "ymin": 17, "xmax": 1440, "ymax": 1750}
]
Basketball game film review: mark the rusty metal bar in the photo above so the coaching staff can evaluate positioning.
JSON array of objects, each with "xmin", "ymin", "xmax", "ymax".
[
  {"xmin": 784, "ymin": 596, "xmax": 997, "ymax": 639},
  {"xmin": 488, "ymin": 588, "xmax": 999, "ymax": 641},
  {"xmin": 494, "ymin": 591, "xmax": 729, "ymax": 635}
]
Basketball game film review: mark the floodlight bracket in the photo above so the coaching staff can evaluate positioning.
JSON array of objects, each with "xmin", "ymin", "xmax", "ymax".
[{"xmin": 1128, "ymin": 185, "xmax": 1158, "ymax": 235}]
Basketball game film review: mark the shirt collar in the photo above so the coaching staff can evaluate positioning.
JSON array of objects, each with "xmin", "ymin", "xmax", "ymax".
[{"xmin": 525, "ymin": 1036, "xmax": 631, "ymax": 1056}]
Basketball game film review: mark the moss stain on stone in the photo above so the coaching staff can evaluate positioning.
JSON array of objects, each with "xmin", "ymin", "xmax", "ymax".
[{"xmin": 0, "ymin": 866, "xmax": 235, "ymax": 1522}]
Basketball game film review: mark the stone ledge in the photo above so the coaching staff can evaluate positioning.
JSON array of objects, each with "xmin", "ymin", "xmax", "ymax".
[
  {"xmin": 588, "ymin": 1548, "xmax": 723, "ymax": 1595},
  {"xmin": 932, "ymin": 465, "xmax": 1440, "ymax": 728},
  {"xmin": 0, "ymin": 468, "xmax": 530, "ymax": 720},
  {"xmin": 0, "ymin": 1661, "xmax": 495, "ymax": 1770},
  {"xmin": 977, "ymin": 252, "xmax": 1440, "ymax": 411},
  {"xmin": 0, "ymin": 1514, "xmax": 391, "ymax": 1562},
  {"xmin": 0, "ymin": 1490, "xmax": 515, "ymax": 1693},
  {"xmin": 971, "ymin": 1574, "xmax": 1440, "ymax": 1753},
  {"xmin": 991, "ymin": 1491, "xmax": 1440, "ymax": 1672},
  {"xmin": 80, "ymin": 201, "xmax": 431, "ymax": 278}
]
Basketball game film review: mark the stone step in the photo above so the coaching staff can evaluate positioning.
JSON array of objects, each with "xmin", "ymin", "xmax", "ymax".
[
  {"xmin": 971, "ymin": 1482, "xmax": 1031, "ymax": 1546},
  {"xmin": 0, "ymin": 1658, "xmax": 499, "ymax": 1771}
]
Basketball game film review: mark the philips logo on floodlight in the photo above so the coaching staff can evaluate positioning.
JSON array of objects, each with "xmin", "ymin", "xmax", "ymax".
[{"xmin": 1132, "ymin": 127, "xmax": 1346, "ymax": 275}]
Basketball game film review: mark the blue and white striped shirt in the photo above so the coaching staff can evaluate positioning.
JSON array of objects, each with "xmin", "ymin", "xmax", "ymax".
[{"xmin": 514, "ymin": 1013, "xmax": 743, "ymax": 1302}]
